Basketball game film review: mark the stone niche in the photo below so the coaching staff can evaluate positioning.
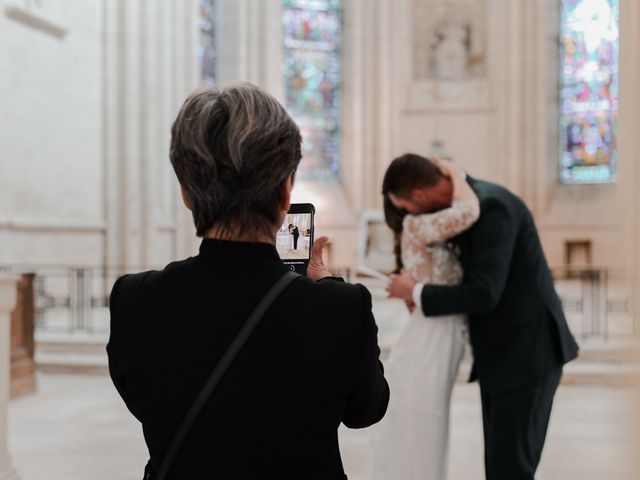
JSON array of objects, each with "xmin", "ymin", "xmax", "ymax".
[
  {"xmin": 406, "ymin": 0, "xmax": 490, "ymax": 112},
  {"xmin": 10, "ymin": 274, "xmax": 37, "ymax": 398},
  {"xmin": 413, "ymin": 0, "xmax": 486, "ymax": 81}
]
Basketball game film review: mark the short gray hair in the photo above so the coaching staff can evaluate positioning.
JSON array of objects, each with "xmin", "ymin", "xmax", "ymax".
[{"xmin": 170, "ymin": 83, "xmax": 302, "ymax": 237}]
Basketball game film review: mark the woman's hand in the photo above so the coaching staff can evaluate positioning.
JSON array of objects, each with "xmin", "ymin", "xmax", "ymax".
[
  {"xmin": 307, "ymin": 236, "xmax": 333, "ymax": 281},
  {"xmin": 432, "ymin": 157, "xmax": 463, "ymax": 180},
  {"xmin": 432, "ymin": 157, "xmax": 469, "ymax": 201}
]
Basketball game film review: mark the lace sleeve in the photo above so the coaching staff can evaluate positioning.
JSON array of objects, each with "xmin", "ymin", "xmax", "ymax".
[{"xmin": 402, "ymin": 199, "xmax": 480, "ymax": 246}]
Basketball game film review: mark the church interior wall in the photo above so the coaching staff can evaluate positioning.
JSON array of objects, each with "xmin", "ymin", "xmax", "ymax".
[
  {"xmin": 390, "ymin": 114, "xmax": 494, "ymax": 179},
  {"xmin": 0, "ymin": 228, "xmax": 104, "ymax": 267},
  {"xmin": 0, "ymin": 0, "xmax": 632, "ymax": 274},
  {"xmin": 0, "ymin": 0, "xmax": 201, "ymax": 270},
  {"xmin": 370, "ymin": 0, "xmax": 626, "ymax": 270},
  {"xmin": 100, "ymin": 0, "xmax": 200, "ymax": 270},
  {"xmin": 618, "ymin": 0, "xmax": 640, "ymax": 283},
  {"xmin": 530, "ymin": 0, "xmax": 624, "ymax": 269},
  {"xmin": 0, "ymin": 0, "xmax": 104, "ymax": 267}
]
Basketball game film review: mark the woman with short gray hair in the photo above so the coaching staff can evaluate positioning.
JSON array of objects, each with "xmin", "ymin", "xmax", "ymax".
[
  {"xmin": 107, "ymin": 83, "xmax": 389, "ymax": 479},
  {"xmin": 170, "ymin": 84, "xmax": 302, "ymax": 241}
]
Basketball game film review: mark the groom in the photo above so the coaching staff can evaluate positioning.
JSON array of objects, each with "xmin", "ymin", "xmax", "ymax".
[{"xmin": 385, "ymin": 154, "xmax": 579, "ymax": 480}]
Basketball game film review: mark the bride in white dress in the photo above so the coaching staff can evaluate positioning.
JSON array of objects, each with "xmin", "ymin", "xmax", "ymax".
[{"xmin": 372, "ymin": 161, "xmax": 479, "ymax": 480}]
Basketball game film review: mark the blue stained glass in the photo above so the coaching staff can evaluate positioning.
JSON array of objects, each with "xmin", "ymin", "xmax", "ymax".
[
  {"xmin": 199, "ymin": 0, "xmax": 217, "ymax": 86},
  {"xmin": 560, "ymin": 0, "xmax": 619, "ymax": 184},
  {"xmin": 283, "ymin": 1, "xmax": 342, "ymax": 181}
]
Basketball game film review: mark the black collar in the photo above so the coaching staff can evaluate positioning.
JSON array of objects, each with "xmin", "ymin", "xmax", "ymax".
[{"xmin": 198, "ymin": 238, "xmax": 281, "ymax": 264}]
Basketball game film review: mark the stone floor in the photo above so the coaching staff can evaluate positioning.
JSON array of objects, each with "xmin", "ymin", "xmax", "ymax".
[
  {"xmin": 7, "ymin": 373, "xmax": 639, "ymax": 480},
  {"xmin": 11, "ymin": 277, "xmax": 640, "ymax": 479}
]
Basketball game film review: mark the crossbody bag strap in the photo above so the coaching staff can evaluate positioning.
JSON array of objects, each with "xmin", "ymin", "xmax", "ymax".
[{"xmin": 153, "ymin": 271, "xmax": 300, "ymax": 480}]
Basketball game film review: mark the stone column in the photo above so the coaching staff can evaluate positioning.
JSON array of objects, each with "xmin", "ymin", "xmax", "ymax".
[
  {"xmin": 342, "ymin": 0, "xmax": 386, "ymax": 212},
  {"xmin": 103, "ymin": 0, "xmax": 200, "ymax": 272},
  {"xmin": 0, "ymin": 278, "xmax": 19, "ymax": 480},
  {"xmin": 619, "ymin": 0, "xmax": 640, "ymax": 316},
  {"xmin": 217, "ymin": 0, "xmax": 283, "ymax": 95},
  {"xmin": 618, "ymin": 2, "xmax": 640, "ymax": 475}
]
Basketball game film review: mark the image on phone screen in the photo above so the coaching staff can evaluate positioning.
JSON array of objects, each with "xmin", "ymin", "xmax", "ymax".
[{"xmin": 276, "ymin": 213, "xmax": 312, "ymax": 260}]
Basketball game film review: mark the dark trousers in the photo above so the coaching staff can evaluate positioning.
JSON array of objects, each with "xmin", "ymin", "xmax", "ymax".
[
  {"xmin": 293, "ymin": 235, "xmax": 299, "ymax": 250},
  {"xmin": 480, "ymin": 366, "xmax": 562, "ymax": 480}
]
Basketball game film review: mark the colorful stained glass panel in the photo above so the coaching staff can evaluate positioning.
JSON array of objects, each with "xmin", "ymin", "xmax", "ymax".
[
  {"xmin": 283, "ymin": 0, "xmax": 342, "ymax": 181},
  {"xmin": 199, "ymin": 0, "xmax": 217, "ymax": 86},
  {"xmin": 560, "ymin": 0, "xmax": 618, "ymax": 183}
]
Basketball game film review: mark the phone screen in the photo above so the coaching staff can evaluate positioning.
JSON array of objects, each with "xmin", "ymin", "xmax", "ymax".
[{"xmin": 276, "ymin": 213, "xmax": 312, "ymax": 260}]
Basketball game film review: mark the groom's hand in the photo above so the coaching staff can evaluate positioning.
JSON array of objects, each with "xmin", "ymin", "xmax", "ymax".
[{"xmin": 386, "ymin": 270, "xmax": 416, "ymax": 302}]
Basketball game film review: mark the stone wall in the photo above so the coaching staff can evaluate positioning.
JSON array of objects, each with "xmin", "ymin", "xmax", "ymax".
[
  {"xmin": 0, "ymin": 0, "xmax": 103, "ymax": 267},
  {"xmin": 0, "ymin": 0, "xmax": 633, "ymax": 273},
  {"xmin": 0, "ymin": 0, "xmax": 200, "ymax": 271},
  {"xmin": 362, "ymin": 0, "xmax": 626, "ymax": 269}
]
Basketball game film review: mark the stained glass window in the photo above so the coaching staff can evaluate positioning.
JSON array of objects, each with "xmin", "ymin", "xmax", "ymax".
[
  {"xmin": 560, "ymin": 0, "xmax": 619, "ymax": 184},
  {"xmin": 199, "ymin": 0, "xmax": 217, "ymax": 86},
  {"xmin": 283, "ymin": 0, "xmax": 342, "ymax": 181}
]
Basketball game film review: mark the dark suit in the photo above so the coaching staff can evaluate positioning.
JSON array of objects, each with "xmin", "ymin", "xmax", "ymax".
[
  {"xmin": 419, "ymin": 178, "xmax": 579, "ymax": 479},
  {"xmin": 107, "ymin": 239, "xmax": 389, "ymax": 480},
  {"xmin": 292, "ymin": 226, "xmax": 300, "ymax": 250}
]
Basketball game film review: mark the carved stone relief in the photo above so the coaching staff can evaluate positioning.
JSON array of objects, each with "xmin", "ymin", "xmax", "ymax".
[{"xmin": 413, "ymin": 0, "xmax": 486, "ymax": 81}]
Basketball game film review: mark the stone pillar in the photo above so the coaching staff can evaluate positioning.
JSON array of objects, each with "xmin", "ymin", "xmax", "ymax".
[
  {"xmin": 103, "ymin": 0, "xmax": 200, "ymax": 272},
  {"xmin": 217, "ymin": 0, "xmax": 283, "ymax": 96},
  {"xmin": 619, "ymin": 0, "xmax": 640, "ymax": 316},
  {"xmin": 0, "ymin": 278, "xmax": 20, "ymax": 480},
  {"xmin": 618, "ymin": 1, "xmax": 640, "ymax": 474}
]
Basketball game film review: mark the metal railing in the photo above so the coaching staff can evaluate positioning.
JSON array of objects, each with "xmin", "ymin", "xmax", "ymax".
[
  {"xmin": 1, "ymin": 264, "xmax": 635, "ymax": 338},
  {"xmin": 1, "ymin": 265, "xmax": 132, "ymax": 335},
  {"xmin": 0, "ymin": 264, "xmax": 353, "ymax": 335},
  {"xmin": 550, "ymin": 267, "xmax": 637, "ymax": 340}
]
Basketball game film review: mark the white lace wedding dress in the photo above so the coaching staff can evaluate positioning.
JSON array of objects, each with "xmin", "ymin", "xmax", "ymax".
[{"xmin": 371, "ymin": 196, "xmax": 479, "ymax": 480}]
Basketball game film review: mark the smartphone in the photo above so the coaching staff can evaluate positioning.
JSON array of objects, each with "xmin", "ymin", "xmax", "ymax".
[{"xmin": 277, "ymin": 203, "xmax": 315, "ymax": 275}]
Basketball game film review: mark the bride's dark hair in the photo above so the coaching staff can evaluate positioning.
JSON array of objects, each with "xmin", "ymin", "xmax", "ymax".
[
  {"xmin": 383, "ymin": 195, "xmax": 406, "ymax": 274},
  {"xmin": 382, "ymin": 153, "xmax": 443, "ymax": 273}
]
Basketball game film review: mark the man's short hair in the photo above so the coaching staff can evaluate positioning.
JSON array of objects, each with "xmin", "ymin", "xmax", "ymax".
[
  {"xmin": 382, "ymin": 153, "xmax": 443, "ymax": 199},
  {"xmin": 170, "ymin": 83, "xmax": 302, "ymax": 237}
]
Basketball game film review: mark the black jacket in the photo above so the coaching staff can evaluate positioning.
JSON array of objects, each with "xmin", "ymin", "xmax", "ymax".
[
  {"xmin": 420, "ymin": 178, "xmax": 579, "ymax": 393},
  {"xmin": 107, "ymin": 239, "xmax": 389, "ymax": 479}
]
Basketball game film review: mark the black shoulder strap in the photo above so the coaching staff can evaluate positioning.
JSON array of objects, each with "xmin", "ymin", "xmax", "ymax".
[{"xmin": 153, "ymin": 271, "xmax": 300, "ymax": 480}]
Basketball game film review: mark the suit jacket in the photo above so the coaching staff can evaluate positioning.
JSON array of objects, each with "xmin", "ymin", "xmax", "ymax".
[
  {"xmin": 419, "ymin": 178, "xmax": 579, "ymax": 393},
  {"xmin": 107, "ymin": 239, "xmax": 389, "ymax": 480}
]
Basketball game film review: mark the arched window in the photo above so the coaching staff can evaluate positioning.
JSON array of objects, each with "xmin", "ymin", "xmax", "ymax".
[
  {"xmin": 283, "ymin": 0, "xmax": 342, "ymax": 181},
  {"xmin": 199, "ymin": 0, "xmax": 217, "ymax": 86},
  {"xmin": 560, "ymin": 0, "xmax": 619, "ymax": 184}
]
